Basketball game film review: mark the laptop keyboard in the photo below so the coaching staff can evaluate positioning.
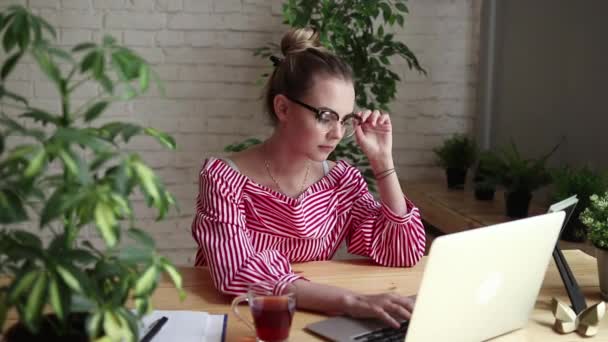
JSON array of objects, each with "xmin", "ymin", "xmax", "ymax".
[{"xmin": 353, "ymin": 320, "xmax": 409, "ymax": 341}]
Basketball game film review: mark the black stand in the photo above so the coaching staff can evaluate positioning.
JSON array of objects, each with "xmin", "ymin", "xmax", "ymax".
[
  {"xmin": 548, "ymin": 195, "xmax": 587, "ymax": 314},
  {"xmin": 553, "ymin": 246, "xmax": 587, "ymax": 314}
]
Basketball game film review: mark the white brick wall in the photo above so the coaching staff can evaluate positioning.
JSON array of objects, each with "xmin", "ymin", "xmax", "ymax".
[{"xmin": 1, "ymin": 0, "xmax": 481, "ymax": 265}]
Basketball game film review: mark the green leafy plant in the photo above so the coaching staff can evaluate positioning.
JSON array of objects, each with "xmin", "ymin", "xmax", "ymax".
[
  {"xmin": 234, "ymin": 0, "xmax": 425, "ymax": 192},
  {"xmin": 551, "ymin": 166, "xmax": 608, "ymax": 204},
  {"xmin": 581, "ymin": 192, "xmax": 608, "ymax": 250},
  {"xmin": 473, "ymin": 151, "xmax": 498, "ymax": 186},
  {"xmin": 0, "ymin": 5, "xmax": 182, "ymax": 341},
  {"xmin": 551, "ymin": 166, "xmax": 608, "ymax": 241},
  {"xmin": 433, "ymin": 134, "xmax": 478, "ymax": 170},
  {"xmin": 483, "ymin": 142, "xmax": 559, "ymax": 194}
]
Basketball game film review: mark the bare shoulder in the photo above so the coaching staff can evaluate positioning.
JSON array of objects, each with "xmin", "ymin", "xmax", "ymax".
[{"xmin": 227, "ymin": 145, "xmax": 264, "ymax": 177}]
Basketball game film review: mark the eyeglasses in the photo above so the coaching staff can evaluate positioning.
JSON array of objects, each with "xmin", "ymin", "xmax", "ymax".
[{"xmin": 285, "ymin": 95, "xmax": 361, "ymax": 138}]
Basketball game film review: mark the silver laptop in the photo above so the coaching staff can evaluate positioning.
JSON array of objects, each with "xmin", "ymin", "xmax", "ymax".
[{"xmin": 306, "ymin": 211, "xmax": 566, "ymax": 342}]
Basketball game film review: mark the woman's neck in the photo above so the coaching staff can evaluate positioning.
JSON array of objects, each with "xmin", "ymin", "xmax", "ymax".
[{"xmin": 261, "ymin": 134, "xmax": 311, "ymax": 177}]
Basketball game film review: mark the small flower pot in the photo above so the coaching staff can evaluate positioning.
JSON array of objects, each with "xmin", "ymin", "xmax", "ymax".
[
  {"xmin": 596, "ymin": 247, "xmax": 608, "ymax": 301},
  {"xmin": 4, "ymin": 313, "xmax": 89, "ymax": 342},
  {"xmin": 445, "ymin": 168, "xmax": 467, "ymax": 189},
  {"xmin": 505, "ymin": 190, "xmax": 532, "ymax": 218}
]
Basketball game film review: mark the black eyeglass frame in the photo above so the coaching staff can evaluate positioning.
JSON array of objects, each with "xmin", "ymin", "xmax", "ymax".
[{"xmin": 284, "ymin": 95, "xmax": 362, "ymax": 134}]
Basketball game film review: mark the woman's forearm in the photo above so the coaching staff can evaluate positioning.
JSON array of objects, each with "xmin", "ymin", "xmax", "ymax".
[
  {"xmin": 290, "ymin": 279, "xmax": 355, "ymax": 314},
  {"xmin": 370, "ymin": 157, "xmax": 407, "ymax": 216}
]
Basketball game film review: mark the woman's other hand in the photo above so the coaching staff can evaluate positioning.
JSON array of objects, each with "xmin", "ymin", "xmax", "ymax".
[{"xmin": 342, "ymin": 292, "xmax": 416, "ymax": 328}]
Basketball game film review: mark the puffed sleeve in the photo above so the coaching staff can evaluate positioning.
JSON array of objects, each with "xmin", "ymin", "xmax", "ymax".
[
  {"xmin": 191, "ymin": 159, "xmax": 305, "ymax": 295},
  {"xmin": 343, "ymin": 168, "xmax": 426, "ymax": 267}
]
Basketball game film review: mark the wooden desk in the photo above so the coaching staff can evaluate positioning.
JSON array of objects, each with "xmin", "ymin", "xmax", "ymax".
[
  {"xmin": 401, "ymin": 181, "xmax": 546, "ymax": 234},
  {"xmin": 3, "ymin": 251, "xmax": 601, "ymax": 341},
  {"xmin": 91, "ymin": 250, "xmax": 606, "ymax": 341}
]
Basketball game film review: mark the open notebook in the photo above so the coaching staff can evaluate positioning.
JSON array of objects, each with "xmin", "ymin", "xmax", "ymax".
[{"xmin": 139, "ymin": 310, "xmax": 227, "ymax": 342}]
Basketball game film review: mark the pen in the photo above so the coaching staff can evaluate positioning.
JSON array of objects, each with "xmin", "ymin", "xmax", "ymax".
[{"xmin": 140, "ymin": 316, "xmax": 168, "ymax": 342}]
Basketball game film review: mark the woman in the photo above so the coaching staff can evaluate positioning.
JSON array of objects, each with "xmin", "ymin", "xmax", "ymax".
[{"xmin": 191, "ymin": 27, "xmax": 425, "ymax": 328}]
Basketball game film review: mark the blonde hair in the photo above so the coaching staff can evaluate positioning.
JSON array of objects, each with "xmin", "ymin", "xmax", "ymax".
[{"xmin": 264, "ymin": 27, "xmax": 353, "ymax": 124}]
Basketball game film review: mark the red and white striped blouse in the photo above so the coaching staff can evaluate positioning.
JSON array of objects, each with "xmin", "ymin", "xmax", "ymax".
[{"xmin": 191, "ymin": 157, "xmax": 426, "ymax": 296}]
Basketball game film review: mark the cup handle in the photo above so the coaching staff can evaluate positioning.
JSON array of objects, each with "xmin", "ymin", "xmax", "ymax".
[{"xmin": 231, "ymin": 294, "xmax": 255, "ymax": 333}]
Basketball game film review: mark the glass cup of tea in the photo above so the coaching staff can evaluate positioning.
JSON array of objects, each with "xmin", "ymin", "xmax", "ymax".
[{"xmin": 231, "ymin": 281, "xmax": 296, "ymax": 342}]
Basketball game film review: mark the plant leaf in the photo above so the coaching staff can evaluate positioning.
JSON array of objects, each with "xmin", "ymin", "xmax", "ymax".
[
  {"xmin": 72, "ymin": 42, "xmax": 96, "ymax": 52},
  {"xmin": 395, "ymin": 2, "xmax": 409, "ymax": 13},
  {"xmin": 94, "ymin": 202, "xmax": 117, "ymax": 247},
  {"xmin": 8, "ymin": 269, "xmax": 38, "ymax": 302},
  {"xmin": 24, "ymin": 271, "xmax": 47, "ymax": 331},
  {"xmin": 1, "ymin": 53, "xmax": 22, "ymax": 80},
  {"xmin": 12, "ymin": 230, "xmax": 42, "ymax": 250},
  {"xmin": 144, "ymin": 127, "xmax": 176, "ymax": 149},
  {"xmin": 20, "ymin": 109, "xmax": 60, "ymax": 126},
  {"xmin": 86, "ymin": 311, "xmax": 103, "ymax": 337},
  {"xmin": 2, "ymin": 18, "xmax": 17, "ymax": 53},
  {"xmin": 31, "ymin": 46, "xmax": 63, "ymax": 89},
  {"xmin": 127, "ymin": 228, "xmax": 155, "ymax": 248},
  {"xmin": 139, "ymin": 63, "xmax": 149, "ymax": 92},
  {"xmin": 134, "ymin": 265, "xmax": 158, "ymax": 296},
  {"xmin": 37, "ymin": 16, "xmax": 56, "ymax": 38},
  {"xmin": 55, "ymin": 264, "xmax": 84, "ymax": 293},
  {"xmin": 48, "ymin": 275, "xmax": 68, "ymax": 321},
  {"xmin": 0, "ymin": 189, "xmax": 28, "ymax": 223},
  {"xmin": 24, "ymin": 146, "xmax": 47, "ymax": 178},
  {"xmin": 131, "ymin": 159, "xmax": 161, "ymax": 204},
  {"xmin": 55, "ymin": 127, "xmax": 110, "ymax": 153},
  {"xmin": 80, "ymin": 50, "xmax": 99, "ymax": 73},
  {"xmin": 161, "ymin": 257, "xmax": 185, "ymax": 301},
  {"xmin": 84, "ymin": 101, "xmax": 109, "ymax": 122}
]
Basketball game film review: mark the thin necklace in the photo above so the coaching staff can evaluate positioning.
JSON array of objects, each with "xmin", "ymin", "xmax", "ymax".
[{"xmin": 264, "ymin": 157, "xmax": 311, "ymax": 197}]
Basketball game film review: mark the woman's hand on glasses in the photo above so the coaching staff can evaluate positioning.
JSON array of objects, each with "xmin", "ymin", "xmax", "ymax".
[{"xmin": 354, "ymin": 109, "xmax": 393, "ymax": 167}]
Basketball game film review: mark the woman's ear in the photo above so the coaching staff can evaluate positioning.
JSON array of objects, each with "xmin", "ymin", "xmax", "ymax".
[{"xmin": 273, "ymin": 94, "xmax": 290, "ymax": 123}]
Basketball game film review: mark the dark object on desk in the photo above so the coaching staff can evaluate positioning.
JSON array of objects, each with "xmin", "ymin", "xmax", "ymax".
[
  {"xmin": 140, "ymin": 316, "xmax": 168, "ymax": 342},
  {"xmin": 3, "ymin": 313, "xmax": 88, "ymax": 342},
  {"xmin": 548, "ymin": 195, "xmax": 588, "ymax": 314}
]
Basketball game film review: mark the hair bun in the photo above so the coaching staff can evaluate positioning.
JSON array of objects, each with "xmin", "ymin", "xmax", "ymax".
[{"xmin": 280, "ymin": 27, "xmax": 325, "ymax": 56}]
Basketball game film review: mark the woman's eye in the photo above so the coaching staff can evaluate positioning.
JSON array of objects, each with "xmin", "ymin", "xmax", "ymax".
[{"xmin": 318, "ymin": 112, "xmax": 334, "ymax": 123}]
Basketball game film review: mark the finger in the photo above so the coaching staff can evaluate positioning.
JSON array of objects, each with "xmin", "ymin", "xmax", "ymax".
[
  {"xmin": 359, "ymin": 109, "xmax": 372, "ymax": 123},
  {"xmin": 385, "ymin": 302, "xmax": 412, "ymax": 321},
  {"xmin": 370, "ymin": 110, "xmax": 382, "ymax": 126},
  {"xmin": 379, "ymin": 112, "xmax": 391, "ymax": 125},
  {"xmin": 392, "ymin": 295, "xmax": 416, "ymax": 312},
  {"xmin": 370, "ymin": 305, "xmax": 401, "ymax": 329}
]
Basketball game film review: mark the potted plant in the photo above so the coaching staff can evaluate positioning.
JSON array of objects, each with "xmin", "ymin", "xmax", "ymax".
[
  {"xmin": 551, "ymin": 166, "xmax": 608, "ymax": 242},
  {"xmin": 433, "ymin": 134, "xmax": 477, "ymax": 189},
  {"xmin": 580, "ymin": 192, "xmax": 608, "ymax": 300},
  {"xmin": 473, "ymin": 151, "xmax": 498, "ymax": 201},
  {"xmin": 0, "ymin": 6, "xmax": 183, "ymax": 341},
  {"xmin": 484, "ymin": 142, "xmax": 558, "ymax": 218}
]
